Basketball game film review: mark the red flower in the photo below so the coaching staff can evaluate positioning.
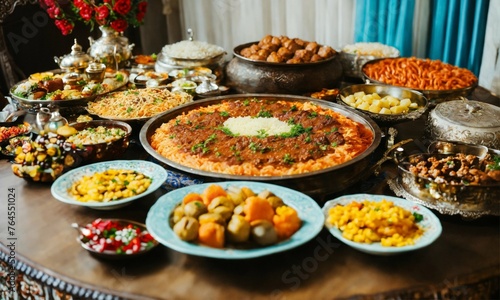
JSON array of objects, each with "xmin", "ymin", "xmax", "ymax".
[
  {"xmin": 113, "ymin": 0, "xmax": 132, "ymax": 15},
  {"xmin": 138, "ymin": 1, "xmax": 147, "ymax": 13},
  {"xmin": 136, "ymin": 1, "xmax": 147, "ymax": 22},
  {"xmin": 42, "ymin": 0, "xmax": 56, "ymax": 6},
  {"xmin": 78, "ymin": 3, "xmax": 94, "ymax": 21},
  {"xmin": 38, "ymin": 0, "xmax": 148, "ymax": 35},
  {"xmin": 46, "ymin": 5, "xmax": 61, "ymax": 19},
  {"xmin": 95, "ymin": 5, "xmax": 110, "ymax": 22},
  {"xmin": 110, "ymin": 19, "xmax": 128, "ymax": 32},
  {"xmin": 73, "ymin": 0, "xmax": 86, "ymax": 8},
  {"xmin": 54, "ymin": 19, "xmax": 74, "ymax": 36}
]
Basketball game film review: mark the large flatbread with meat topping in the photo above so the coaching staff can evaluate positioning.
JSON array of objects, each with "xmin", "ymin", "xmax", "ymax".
[{"xmin": 151, "ymin": 98, "xmax": 374, "ymax": 176}]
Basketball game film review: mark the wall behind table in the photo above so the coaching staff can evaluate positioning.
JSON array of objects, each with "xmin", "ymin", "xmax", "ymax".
[{"xmin": 0, "ymin": 4, "xmax": 142, "ymax": 96}]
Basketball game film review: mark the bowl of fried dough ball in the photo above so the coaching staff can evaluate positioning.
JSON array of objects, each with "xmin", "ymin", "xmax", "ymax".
[{"xmin": 226, "ymin": 35, "xmax": 343, "ymax": 94}]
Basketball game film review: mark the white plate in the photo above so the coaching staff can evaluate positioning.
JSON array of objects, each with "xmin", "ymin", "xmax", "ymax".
[
  {"xmin": 146, "ymin": 181, "xmax": 324, "ymax": 259},
  {"xmin": 322, "ymin": 194, "xmax": 442, "ymax": 255},
  {"xmin": 51, "ymin": 160, "xmax": 168, "ymax": 210}
]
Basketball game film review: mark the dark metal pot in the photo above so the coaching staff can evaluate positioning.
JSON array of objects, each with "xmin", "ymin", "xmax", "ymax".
[
  {"xmin": 139, "ymin": 94, "xmax": 381, "ymax": 200},
  {"xmin": 225, "ymin": 42, "xmax": 343, "ymax": 95}
]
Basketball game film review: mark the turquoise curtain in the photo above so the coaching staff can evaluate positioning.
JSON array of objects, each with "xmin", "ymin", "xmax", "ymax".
[
  {"xmin": 354, "ymin": 0, "xmax": 415, "ymax": 57},
  {"xmin": 427, "ymin": 0, "xmax": 489, "ymax": 75}
]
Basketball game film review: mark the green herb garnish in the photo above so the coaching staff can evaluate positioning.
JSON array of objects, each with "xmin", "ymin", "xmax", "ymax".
[
  {"xmin": 283, "ymin": 154, "xmax": 295, "ymax": 164},
  {"xmin": 413, "ymin": 212, "xmax": 424, "ymax": 222}
]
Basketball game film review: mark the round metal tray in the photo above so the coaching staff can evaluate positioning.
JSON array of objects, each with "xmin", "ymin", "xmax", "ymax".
[
  {"xmin": 139, "ymin": 94, "xmax": 382, "ymax": 199},
  {"xmin": 10, "ymin": 70, "xmax": 128, "ymax": 108},
  {"xmin": 388, "ymin": 176, "xmax": 498, "ymax": 219}
]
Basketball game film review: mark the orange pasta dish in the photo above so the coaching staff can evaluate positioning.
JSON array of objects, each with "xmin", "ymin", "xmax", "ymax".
[
  {"xmin": 151, "ymin": 98, "xmax": 374, "ymax": 176},
  {"xmin": 362, "ymin": 57, "xmax": 477, "ymax": 91}
]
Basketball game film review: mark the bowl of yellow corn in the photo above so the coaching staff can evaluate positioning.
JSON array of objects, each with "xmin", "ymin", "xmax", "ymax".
[
  {"xmin": 51, "ymin": 160, "xmax": 168, "ymax": 210},
  {"xmin": 322, "ymin": 193, "xmax": 442, "ymax": 255}
]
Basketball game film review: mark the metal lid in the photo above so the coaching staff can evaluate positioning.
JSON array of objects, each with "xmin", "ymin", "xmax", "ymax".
[
  {"xmin": 433, "ymin": 99, "xmax": 500, "ymax": 129},
  {"xmin": 55, "ymin": 39, "xmax": 93, "ymax": 70},
  {"xmin": 157, "ymin": 29, "xmax": 225, "ymax": 68}
]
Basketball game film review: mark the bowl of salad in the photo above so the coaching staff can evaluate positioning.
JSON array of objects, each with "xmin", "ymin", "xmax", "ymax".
[{"xmin": 72, "ymin": 218, "xmax": 159, "ymax": 259}]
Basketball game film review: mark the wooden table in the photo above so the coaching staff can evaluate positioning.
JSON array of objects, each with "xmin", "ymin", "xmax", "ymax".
[{"xmin": 0, "ymin": 89, "xmax": 499, "ymax": 300}]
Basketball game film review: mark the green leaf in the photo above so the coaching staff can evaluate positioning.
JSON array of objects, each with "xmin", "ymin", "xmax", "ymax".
[{"xmin": 413, "ymin": 212, "xmax": 424, "ymax": 222}]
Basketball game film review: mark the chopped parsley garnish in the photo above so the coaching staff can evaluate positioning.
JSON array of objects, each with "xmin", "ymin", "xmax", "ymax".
[
  {"xmin": 191, "ymin": 134, "xmax": 216, "ymax": 154},
  {"xmin": 249, "ymin": 142, "xmax": 258, "ymax": 152},
  {"xmin": 280, "ymin": 124, "xmax": 312, "ymax": 138},
  {"xmin": 257, "ymin": 109, "xmax": 273, "ymax": 118},
  {"xmin": 220, "ymin": 111, "xmax": 230, "ymax": 117},
  {"xmin": 413, "ymin": 212, "xmax": 424, "ymax": 222},
  {"xmin": 256, "ymin": 129, "xmax": 269, "ymax": 138},
  {"xmin": 218, "ymin": 126, "xmax": 237, "ymax": 136},
  {"xmin": 115, "ymin": 73, "xmax": 124, "ymax": 82},
  {"xmin": 487, "ymin": 155, "xmax": 500, "ymax": 170},
  {"xmin": 283, "ymin": 154, "xmax": 295, "ymax": 164}
]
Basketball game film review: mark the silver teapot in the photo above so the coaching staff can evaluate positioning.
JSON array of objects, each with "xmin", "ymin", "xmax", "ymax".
[
  {"xmin": 36, "ymin": 105, "xmax": 67, "ymax": 134},
  {"xmin": 54, "ymin": 39, "xmax": 93, "ymax": 73},
  {"xmin": 88, "ymin": 26, "xmax": 134, "ymax": 70}
]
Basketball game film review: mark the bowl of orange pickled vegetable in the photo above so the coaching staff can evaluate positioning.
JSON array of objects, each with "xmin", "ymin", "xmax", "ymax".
[
  {"xmin": 362, "ymin": 57, "xmax": 478, "ymax": 104},
  {"xmin": 145, "ymin": 181, "xmax": 324, "ymax": 259}
]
